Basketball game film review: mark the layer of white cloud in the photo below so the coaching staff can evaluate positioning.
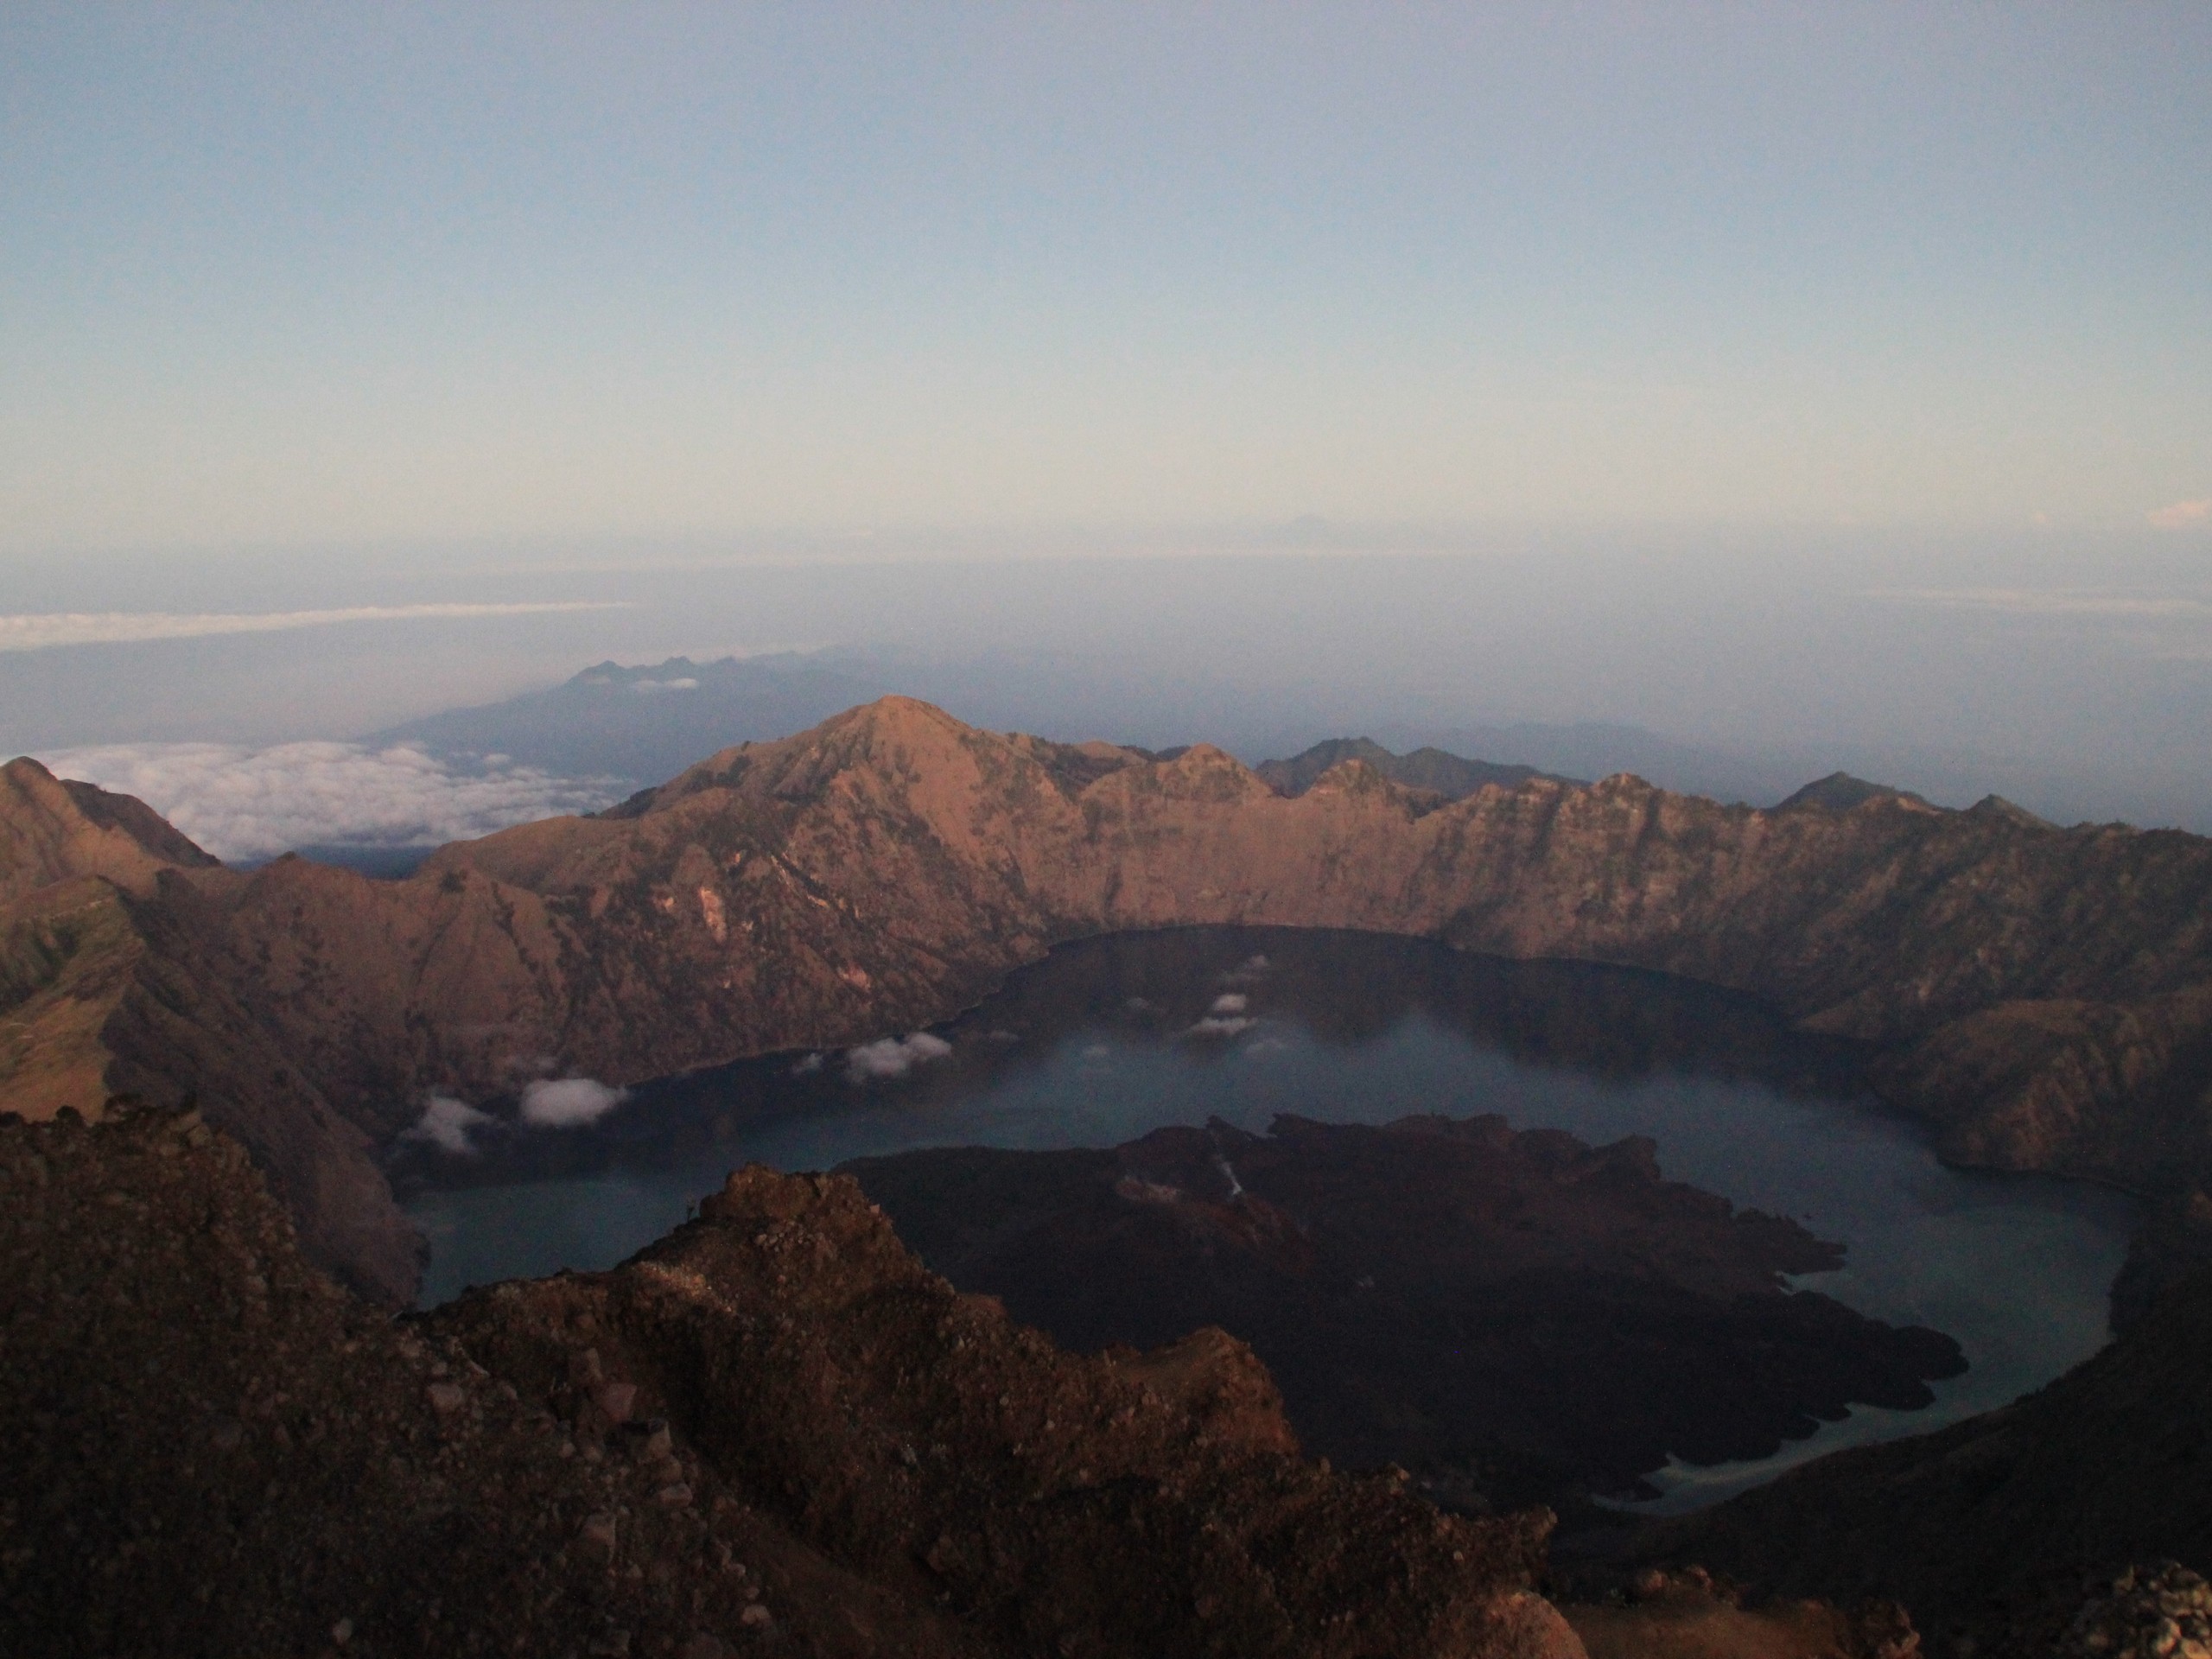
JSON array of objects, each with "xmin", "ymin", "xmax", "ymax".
[
  {"xmin": 1872, "ymin": 588, "xmax": 2212, "ymax": 620},
  {"xmin": 2149, "ymin": 499, "xmax": 2212, "ymax": 531},
  {"xmin": 0, "ymin": 601, "xmax": 626, "ymax": 653},
  {"xmin": 845, "ymin": 1032, "xmax": 954, "ymax": 1082},
  {"xmin": 1185, "ymin": 1015, "xmax": 1257, "ymax": 1038},
  {"xmin": 403, "ymin": 1094, "xmax": 496, "ymax": 1155},
  {"xmin": 518, "ymin": 1077, "xmax": 630, "ymax": 1128},
  {"xmin": 1211, "ymin": 993, "xmax": 1249, "ymax": 1014},
  {"xmin": 630, "ymin": 677, "xmax": 700, "ymax": 693},
  {"xmin": 36, "ymin": 741, "xmax": 623, "ymax": 861}
]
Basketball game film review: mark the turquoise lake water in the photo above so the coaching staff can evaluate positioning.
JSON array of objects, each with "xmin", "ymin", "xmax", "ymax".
[{"xmin": 397, "ymin": 925, "xmax": 2136, "ymax": 1512}]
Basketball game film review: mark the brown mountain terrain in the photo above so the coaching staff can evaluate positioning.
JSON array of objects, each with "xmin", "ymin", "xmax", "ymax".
[
  {"xmin": 10, "ymin": 696, "xmax": 2212, "ymax": 1649},
  {"xmin": 9, "ymin": 695, "xmax": 2212, "ymax": 1306}
]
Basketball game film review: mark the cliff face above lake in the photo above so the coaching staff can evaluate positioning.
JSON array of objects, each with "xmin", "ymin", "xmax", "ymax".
[{"xmin": 8, "ymin": 695, "xmax": 2212, "ymax": 1302}]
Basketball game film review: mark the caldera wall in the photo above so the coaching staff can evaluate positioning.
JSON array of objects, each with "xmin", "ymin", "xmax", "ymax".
[{"xmin": 10, "ymin": 697, "xmax": 2212, "ymax": 1301}]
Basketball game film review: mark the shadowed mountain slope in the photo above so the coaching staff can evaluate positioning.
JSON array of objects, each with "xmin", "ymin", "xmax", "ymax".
[{"xmin": 1647, "ymin": 1266, "xmax": 2212, "ymax": 1655}]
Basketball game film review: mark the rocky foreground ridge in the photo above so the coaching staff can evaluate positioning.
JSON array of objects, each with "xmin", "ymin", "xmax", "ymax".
[
  {"xmin": 0, "ymin": 1098, "xmax": 1593, "ymax": 1659},
  {"xmin": 8, "ymin": 696, "xmax": 2212, "ymax": 1306}
]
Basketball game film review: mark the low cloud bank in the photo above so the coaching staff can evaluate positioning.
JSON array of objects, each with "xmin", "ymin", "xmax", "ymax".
[
  {"xmin": 1186, "ymin": 1015, "xmax": 1258, "ymax": 1038},
  {"xmin": 846, "ymin": 1033, "xmax": 954, "ymax": 1083},
  {"xmin": 2149, "ymin": 499, "xmax": 2211, "ymax": 531},
  {"xmin": 0, "ymin": 601, "xmax": 623, "ymax": 653},
  {"xmin": 1872, "ymin": 588, "xmax": 2212, "ymax": 620},
  {"xmin": 518, "ymin": 1077, "xmax": 631, "ymax": 1128},
  {"xmin": 37, "ymin": 741, "xmax": 623, "ymax": 861}
]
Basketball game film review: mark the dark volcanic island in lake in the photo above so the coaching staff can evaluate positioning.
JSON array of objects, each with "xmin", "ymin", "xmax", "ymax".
[{"xmin": 843, "ymin": 1110, "xmax": 1966, "ymax": 1508}]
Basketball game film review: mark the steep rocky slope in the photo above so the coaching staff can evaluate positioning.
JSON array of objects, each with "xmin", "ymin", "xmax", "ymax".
[
  {"xmin": 10, "ymin": 694, "xmax": 2212, "ymax": 1305},
  {"xmin": 0, "ymin": 758, "xmax": 418, "ymax": 1299},
  {"xmin": 2, "ymin": 1099, "xmax": 1591, "ymax": 1659}
]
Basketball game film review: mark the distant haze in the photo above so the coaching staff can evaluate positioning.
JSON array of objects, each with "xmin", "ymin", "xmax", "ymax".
[
  {"xmin": 12, "ymin": 533, "xmax": 2212, "ymax": 843},
  {"xmin": 3, "ymin": 8, "xmax": 2209, "ymax": 836}
]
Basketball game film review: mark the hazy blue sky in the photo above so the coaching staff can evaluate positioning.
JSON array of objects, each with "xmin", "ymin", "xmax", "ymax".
[
  {"xmin": 5, "ymin": 3, "xmax": 2208, "ymax": 550},
  {"xmin": 6, "ymin": 6, "xmax": 2212, "ymax": 840}
]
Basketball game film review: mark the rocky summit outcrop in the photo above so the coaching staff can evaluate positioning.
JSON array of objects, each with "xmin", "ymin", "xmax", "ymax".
[
  {"xmin": 10, "ymin": 694, "xmax": 2212, "ymax": 1305},
  {"xmin": 2058, "ymin": 1562, "xmax": 2212, "ymax": 1659},
  {"xmin": 1, "ymin": 1098, "xmax": 1587, "ymax": 1659},
  {"xmin": 842, "ymin": 1113, "xmax": 1962, "ymax": 1510}
]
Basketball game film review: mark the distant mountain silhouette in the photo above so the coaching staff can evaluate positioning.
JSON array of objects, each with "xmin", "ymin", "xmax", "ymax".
[
  {"xmin": 1256, "ymin": 737, "xmax": 1574, "ymax": 799},
  {"xmin": 1772, "ymin": 772, "xmax": 1932, "ymax": 812},
  {"xmin": 1965, "ymin": 793, "xmax": 2056, "ymax": 830},
  {"xmin": 373, "ymin": 654, "xmax": 886, "ymax": 785}
]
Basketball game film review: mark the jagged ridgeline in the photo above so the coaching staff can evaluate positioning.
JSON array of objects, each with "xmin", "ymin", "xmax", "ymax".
[{"xmin": 7, "ymin": 696, "xmax": 2212, "ymax": 1308}]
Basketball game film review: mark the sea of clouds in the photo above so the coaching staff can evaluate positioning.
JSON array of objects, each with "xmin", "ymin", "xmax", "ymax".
[{"xmin": 35, "ymin": 741, "xmax": 624, "ymax": 862}]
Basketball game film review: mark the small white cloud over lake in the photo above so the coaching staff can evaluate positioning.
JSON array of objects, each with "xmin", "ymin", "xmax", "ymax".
[
  {"xmin": 519, "ymin": 1077, "xmax": 631, "ymax": 1128},
  {"xmin": 1186, "ymin": 1015, "xmax": 1257, "ymax": 1038},
  {"xmin": 846, "ymin": 1033, "xmax": 954, "ymax": 1082}
]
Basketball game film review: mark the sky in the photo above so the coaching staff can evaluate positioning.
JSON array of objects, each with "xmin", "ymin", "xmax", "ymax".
[
  {"xmin": 5, "ymin": 3, "xmax": 2208, "ymax": 545},
  {"xmin": 3, "ymin": 5, "xmax": 2211, "ymax": 842}
]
